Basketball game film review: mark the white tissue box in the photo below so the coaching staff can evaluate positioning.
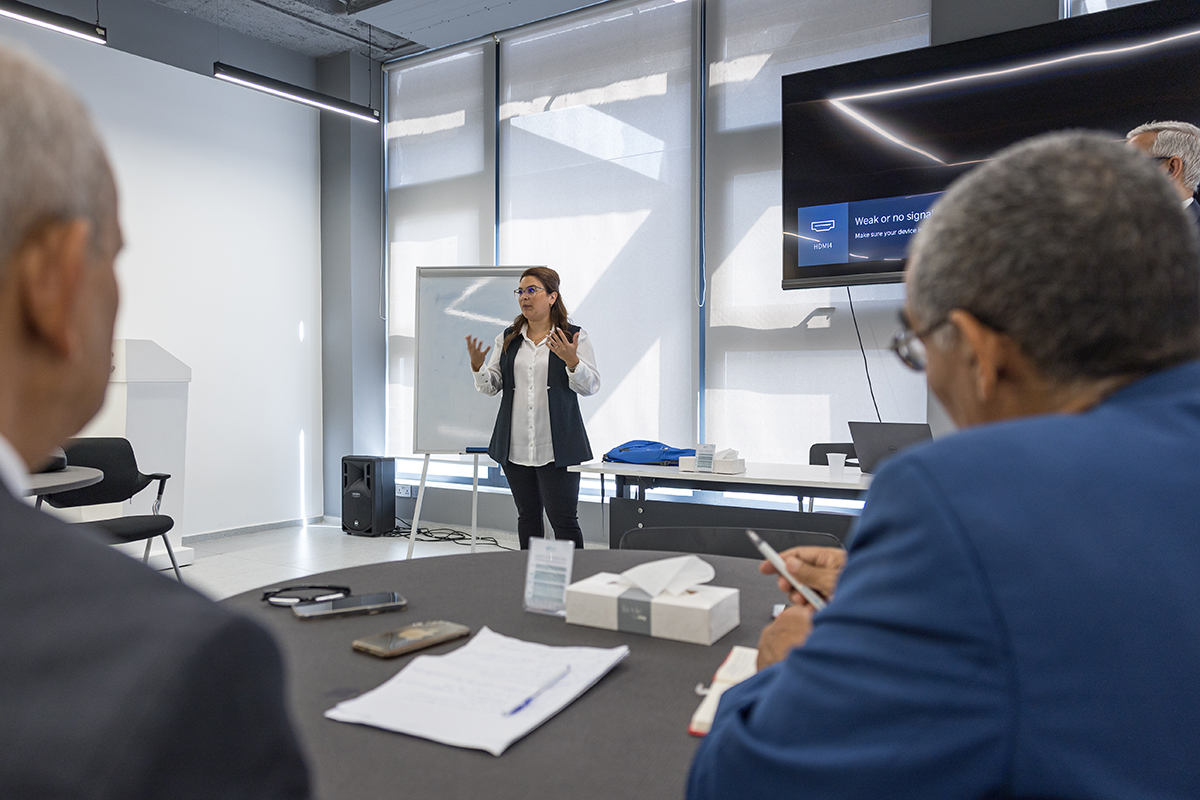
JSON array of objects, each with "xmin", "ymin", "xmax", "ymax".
[
  {"xmin": 565, "ymin": 572, "xmax": 740, "ymax": 646},
  {"xmin": 679, "ymin": 454, "xmax": 745, "ymax": 474}
]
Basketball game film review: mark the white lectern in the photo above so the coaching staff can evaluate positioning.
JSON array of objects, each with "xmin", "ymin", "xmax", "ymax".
[{"xmin": 68, "ymin": 340, "xmax": 193, "ymax": 570}]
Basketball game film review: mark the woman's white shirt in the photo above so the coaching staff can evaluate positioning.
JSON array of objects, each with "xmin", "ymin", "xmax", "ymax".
[{"xmin": 473, "ymin": 327, "xmax": 600, "ymax": 467}]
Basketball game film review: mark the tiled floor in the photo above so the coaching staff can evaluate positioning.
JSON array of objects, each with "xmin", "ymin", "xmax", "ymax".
[
  {"xmin": 183, "ymin": 522, "xmax": 525, "ymax": 601},
  {"xmin": 180, "ymin": 501, "xmax": 857, "ymax": 601}
]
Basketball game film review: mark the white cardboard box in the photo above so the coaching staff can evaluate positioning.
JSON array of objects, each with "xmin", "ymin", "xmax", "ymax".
[
  {"xmin": 565, "ymin": 572, "xmax": 740, "ymax": 646},
  {"xmin": 680, "ymin": 455, "xmax": 745, "ymax": 474}
]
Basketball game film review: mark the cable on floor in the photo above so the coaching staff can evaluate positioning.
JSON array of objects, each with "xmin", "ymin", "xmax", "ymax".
[{"xmin": 382, "ymin": 518, "xmax": 516, "ymax": 551}]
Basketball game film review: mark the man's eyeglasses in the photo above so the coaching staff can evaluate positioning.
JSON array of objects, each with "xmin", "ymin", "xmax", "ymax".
[
  {"xmin": 514, "ymin": 286, "xmax": 546, "ymax": 298},
  {"xmin": 889, "ymin": 310, "xmax": 951, "ymax": 372}
]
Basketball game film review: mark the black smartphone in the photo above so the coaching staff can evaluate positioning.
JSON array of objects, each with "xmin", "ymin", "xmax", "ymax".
[{"xmin": 292, "ymin": 591, "xmax": 407, "ymax": 620}]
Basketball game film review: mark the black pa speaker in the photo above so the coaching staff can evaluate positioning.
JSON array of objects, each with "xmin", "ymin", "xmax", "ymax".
[{"xmin": 341, "ymin": 456, "xmax": 396, "ymax": 537}]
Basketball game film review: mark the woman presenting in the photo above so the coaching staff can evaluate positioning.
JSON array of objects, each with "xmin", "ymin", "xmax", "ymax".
[{"xmin": 466, "ymin": 267, "xmax": 600, "ymax": 550}]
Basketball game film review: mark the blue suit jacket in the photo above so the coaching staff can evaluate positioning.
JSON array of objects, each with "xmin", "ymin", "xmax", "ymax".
[{"xmin": 689, "ymin": 361, "xmax": 1200, "ymax": 799}]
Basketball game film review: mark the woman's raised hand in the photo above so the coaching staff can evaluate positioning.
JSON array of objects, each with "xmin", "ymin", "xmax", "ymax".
[
  {"xmin": 548, "ymin": 328, "xmax": 580, "ymax": 369},
  {"xmin": 465, "ymin": 335, "xmax": 491, "ymax": 372}
]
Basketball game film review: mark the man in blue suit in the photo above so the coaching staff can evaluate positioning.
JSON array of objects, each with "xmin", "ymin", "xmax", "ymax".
[{"xmin": 688, "ymin": 131, "xmax": 1200, "ymax": 799}]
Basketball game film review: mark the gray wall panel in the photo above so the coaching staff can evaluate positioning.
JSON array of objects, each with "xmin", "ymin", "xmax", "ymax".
[{"xmin": 320, "ymin": 51, "xmax": 386, "ymax": 517}]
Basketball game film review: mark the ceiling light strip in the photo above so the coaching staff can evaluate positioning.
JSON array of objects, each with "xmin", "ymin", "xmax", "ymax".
[
  {"xmin": 213, "ymin": 62, "xmax": 380, "ymax": 124},
  {"xmin": 0, "ymin": 0, "xmax": 106, "ymax": 44}
]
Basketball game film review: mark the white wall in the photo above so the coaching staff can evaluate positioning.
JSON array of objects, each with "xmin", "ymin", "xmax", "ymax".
[{"xmin": 0, "ymin": 21, "xmax": 325, "ymax": 536}]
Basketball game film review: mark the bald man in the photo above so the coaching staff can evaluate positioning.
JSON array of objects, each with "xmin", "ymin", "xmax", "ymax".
[
  {"xmin": 1127, "ymin": 120, "xmax": 1200, "ymax": 225},
  {"xmin": 0, "ymin": 44, "xmax": 310, "ymax": 798}
]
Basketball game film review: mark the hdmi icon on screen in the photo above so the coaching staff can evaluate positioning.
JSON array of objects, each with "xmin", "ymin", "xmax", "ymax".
[{"xmin": 811, "ymin": 220, "xmax": 836, "ymax": 232}]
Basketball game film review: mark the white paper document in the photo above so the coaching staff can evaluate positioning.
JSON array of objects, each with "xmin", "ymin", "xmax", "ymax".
[{"xmin": 324, "ymin": 627, "xmax": 629, "ymax": 756}]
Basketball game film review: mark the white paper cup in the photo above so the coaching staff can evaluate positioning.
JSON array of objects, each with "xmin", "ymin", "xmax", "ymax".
[{"xmin": 827, "ymin": 452, "xmax": 847, "ymax": 480}]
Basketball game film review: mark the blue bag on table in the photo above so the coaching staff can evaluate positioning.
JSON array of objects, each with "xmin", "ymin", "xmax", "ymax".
[{"xmin": 603, "ymin": 440, "xmax": 696, "ymax": 466}]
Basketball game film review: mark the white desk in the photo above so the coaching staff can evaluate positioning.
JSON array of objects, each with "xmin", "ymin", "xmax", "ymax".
[
  {"xmin": 569, "ymin": 461, "xmax": 870, "ymax": 547},
  {"xmin": 571, "ymin": 460, "xmax": 870, "ymax": 498}
]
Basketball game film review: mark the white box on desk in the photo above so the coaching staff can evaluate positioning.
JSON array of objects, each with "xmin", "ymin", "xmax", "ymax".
[
  {"xmin": 679, "ymin": 455, "xmax": 744, "ymax": 474},
  {"xmin": 565, "ymin": 572, "xmax": 740, "ymax": 646}
]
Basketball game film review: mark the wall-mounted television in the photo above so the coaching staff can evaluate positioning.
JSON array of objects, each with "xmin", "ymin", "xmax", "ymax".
[{"xmin": 782, "ymin": 0, "xmax": 1200, "ymax": 289}]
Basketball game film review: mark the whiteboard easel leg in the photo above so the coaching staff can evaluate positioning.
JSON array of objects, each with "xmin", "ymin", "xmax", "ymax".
[
  {"xmin": 601, "ymin": 472, "xmax": 607, "ymax": 551},
  {"xmin": 407, "ymin": 454, "xmax": 430, "ymax": 561},
  {"xmin": 471, "ymin": 454, "xmax": 479, "ymax": 554}
]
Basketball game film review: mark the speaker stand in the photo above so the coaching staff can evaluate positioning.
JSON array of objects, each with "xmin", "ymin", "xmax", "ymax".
[
  {"xmin": 406, "ymin": 453, "xmax": 431, "ymax": 560},
  {"xmin": 471, "ymin": 452, "xmax": 480, "ymax": 554}
]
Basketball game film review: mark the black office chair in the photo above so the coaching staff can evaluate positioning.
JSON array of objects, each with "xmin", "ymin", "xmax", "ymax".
[
  {"xmin": 618, "ymin": 526, "xmax": 844, "ymax": 559},
  {"xmin": 45, "ymin": 437, "xmax": 182, "ymax": 582},
  {"xmin": 805, "ymin": 442, "xmax": 860, "ymax": 512}
]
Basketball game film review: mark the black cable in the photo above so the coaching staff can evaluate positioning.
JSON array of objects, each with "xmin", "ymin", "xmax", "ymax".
[
  {"xmin": 846, "ymin": 287, "xmax": 883, "ymax": 423},
  {"xmin": 382, "ymin": 518, "xmax": 516, "ymax": 551}
]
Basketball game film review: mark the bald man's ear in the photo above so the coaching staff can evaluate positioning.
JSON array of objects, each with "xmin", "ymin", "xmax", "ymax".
[
  {"xmin": 1167, "ymin": 156, "xmax": 1186, "ymax": 184},
  {"xmin": 17, "ymin": 219, "xmax": 91, "ymax": 357}
]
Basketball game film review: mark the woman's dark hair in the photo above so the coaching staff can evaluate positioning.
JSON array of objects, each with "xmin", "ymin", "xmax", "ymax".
[{"xmin": 502, "ymin": 266, "xmax": 571, "ymax": 352}]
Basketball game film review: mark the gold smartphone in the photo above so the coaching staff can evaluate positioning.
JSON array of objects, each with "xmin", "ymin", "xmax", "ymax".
[{"xmin": 352, "ymin": 620, "xmax": 471, "ymax": 658}]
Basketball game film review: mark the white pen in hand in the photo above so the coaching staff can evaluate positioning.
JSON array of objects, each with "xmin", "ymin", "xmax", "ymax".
[
  {"xmin": 745, "ymin": 529, "xmax": 828, "ymax": 611},
  {"xmin": 503, "ymin": 665, "xmax": 571, "ymax": 716}
]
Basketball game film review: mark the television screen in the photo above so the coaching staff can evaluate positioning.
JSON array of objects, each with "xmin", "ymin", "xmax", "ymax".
[{"xmin": 782, "ymin": 0, "xmax": 1200, "ymax": 289}]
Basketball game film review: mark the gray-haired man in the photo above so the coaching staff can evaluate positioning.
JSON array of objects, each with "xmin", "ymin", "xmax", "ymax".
[
  {"xmin": 690, "ymin": 131, "xmax": 1200, "ymax": 799},
  {"xmin": 0, "ymin": 43, "xmax": 310, "ymax": 799},
  {"xmin": 1127, "ymin": 119, "xmax": 1200, "ymax": 225}
]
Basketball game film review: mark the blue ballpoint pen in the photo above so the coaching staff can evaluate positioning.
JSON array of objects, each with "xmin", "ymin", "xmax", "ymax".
[{"xmin": 503, "ymin": 665, "xmax": 572, "ymax": 716}]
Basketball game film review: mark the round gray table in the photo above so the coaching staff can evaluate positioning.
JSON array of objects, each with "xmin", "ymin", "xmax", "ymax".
[
  {"xmin": 224, "ymin": 549, "xmax": 778, "ymax": 800},
  {"xmin": 25, "ymin": 466, "xmax": 103, "ymax": 505}
]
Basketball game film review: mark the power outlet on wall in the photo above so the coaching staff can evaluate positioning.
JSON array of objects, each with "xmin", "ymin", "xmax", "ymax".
[{"xmin": 396, "ymin": 484, "xmax": 413, "ymax": 498}]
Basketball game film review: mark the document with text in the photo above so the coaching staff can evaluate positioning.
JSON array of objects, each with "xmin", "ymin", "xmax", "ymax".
[{"xmin": 325, "ymin": 626, "xmax": 629, "ymax": 755}]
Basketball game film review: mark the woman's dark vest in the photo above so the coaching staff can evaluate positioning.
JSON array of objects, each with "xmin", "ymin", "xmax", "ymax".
[{"xmin": 486, "ymin": 324, "xmax": 593, "ymax": 468}]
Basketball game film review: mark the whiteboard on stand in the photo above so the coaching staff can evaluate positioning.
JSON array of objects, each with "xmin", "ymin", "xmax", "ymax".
[{"xmin": 414, "ymin": 266, "xmax": 530, "ymax": 455}]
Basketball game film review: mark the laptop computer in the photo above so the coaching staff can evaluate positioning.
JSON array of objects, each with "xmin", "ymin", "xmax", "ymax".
[{"xmin": 848, "ymin": 421, "xmax": 934, "ymax": 474}]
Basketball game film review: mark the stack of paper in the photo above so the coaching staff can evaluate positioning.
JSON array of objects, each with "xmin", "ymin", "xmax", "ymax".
[{"xmin": 325, "ymin": 627, "xmax": 629, "ymax": 756}]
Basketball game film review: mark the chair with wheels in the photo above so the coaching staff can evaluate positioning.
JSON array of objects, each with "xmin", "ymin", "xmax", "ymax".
[
  {"xmin": 44, "ymin": 437, "xmax": 182, "ymax": 582},
  {"xmin": 618, "ymin": 526, "xmax": 844, "ymax": 559}
]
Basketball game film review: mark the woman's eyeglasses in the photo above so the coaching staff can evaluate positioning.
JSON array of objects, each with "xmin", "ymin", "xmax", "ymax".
[{"xmin": 514, "ymin": 286, "xmax": 545, "ymax": 297}]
